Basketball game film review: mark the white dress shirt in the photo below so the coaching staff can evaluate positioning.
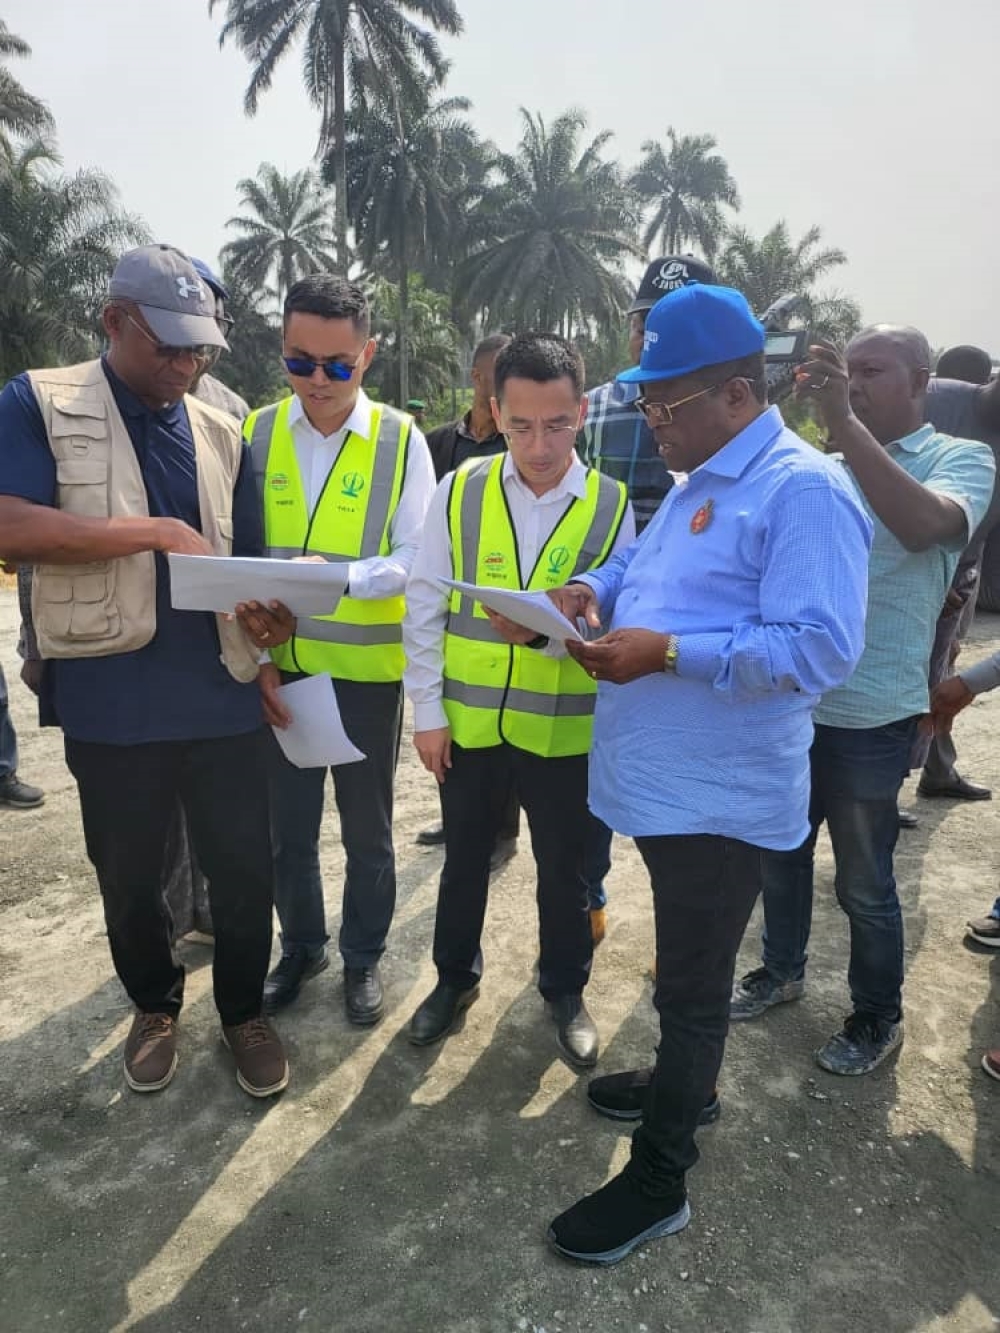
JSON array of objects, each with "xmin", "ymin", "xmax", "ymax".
[
  {"xmin": 403, "ymin": 452, "xmax": 636, "ymax": 732},
  {"xmin": 287, "ymin": 388, "xmax": 436, "ymax": 599}
]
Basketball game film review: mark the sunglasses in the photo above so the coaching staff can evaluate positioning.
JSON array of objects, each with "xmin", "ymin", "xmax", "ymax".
[
  {"xmin": 121, "ymin": 309, "xmax": 215, "ymax": 364},
  {"xmin": 283, "ymin": 355, "xmax": 358, "ymax": 382}
]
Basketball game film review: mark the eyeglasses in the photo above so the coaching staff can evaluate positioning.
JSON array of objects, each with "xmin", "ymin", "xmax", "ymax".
[
  {"xmin": 634, "ymin": 378, "xmax": 759, "ymax": 427},
  {"xmin": 283, "ymin": 355, "xmax": 359, "ymax": 382},
  {"xmin": 503, "ymin": 423, "xmax": 578, "ymax": 444},
  {"xmin": 634, "ymin": 383, "xmax": 721, "ymax": 427},
  {"xmin": 121, "ymin": 309, "xmax": 215, "ymax": 364}
]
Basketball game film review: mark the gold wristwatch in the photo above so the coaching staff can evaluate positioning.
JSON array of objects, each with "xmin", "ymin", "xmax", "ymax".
[{"xmin": 663, "ymin": 633, "xmax": 679, "ymax": 673}]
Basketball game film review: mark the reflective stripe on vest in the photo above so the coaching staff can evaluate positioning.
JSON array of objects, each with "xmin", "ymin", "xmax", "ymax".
[
  {"xmin": 248, "ymin": 397, "xmax": 409, "ymax": 682},
  {"xmin": 442, "ymin": 455, "xmax": 627, "ymax": 757}
]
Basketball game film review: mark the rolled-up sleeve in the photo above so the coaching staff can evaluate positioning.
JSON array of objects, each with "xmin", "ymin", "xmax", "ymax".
[{"xmin": 677, "ymin": 481, "xmax": 873, "ymax": 701}]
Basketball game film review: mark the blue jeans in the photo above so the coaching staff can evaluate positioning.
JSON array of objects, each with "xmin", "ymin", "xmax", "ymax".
[
  {"xmin": 269, "ymin": 677, "xmax": 402, "ymax": 968},
  {"xmin": 0, "ymin": 663, "xmax": 18, "ymax": 780},
  {"xmin": 760, "ymin": 718, "xmax": 917, "ymax": 1023}
]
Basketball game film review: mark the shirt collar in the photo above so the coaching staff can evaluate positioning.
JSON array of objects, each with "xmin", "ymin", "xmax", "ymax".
[
  {"xmin": 288, "ymin": 386, "xmax": 373, "ymax": 441},
  {"xmin": 100, "ymin": 354, "xmax": 186, "ymax": 425},
  {"xmin": 502, "ymin": 450, "xmax": 589, "ymax": 501},
  {"xmin": 891, "ymin": 423, "xmax": 936, "ymax": 454},
  {"xmin": 695, "ymin": 405, "xmax": 784, "ymax": 480}
]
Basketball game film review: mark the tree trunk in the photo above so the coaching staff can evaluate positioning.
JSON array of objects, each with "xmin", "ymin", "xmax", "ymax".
[
  {"xmin": 398, "ymin": 210, "xmax": 410, "ymax": 408},
  {"xmin": 332, "ymin": 36, "xmax": 349, "ymax": 270}
]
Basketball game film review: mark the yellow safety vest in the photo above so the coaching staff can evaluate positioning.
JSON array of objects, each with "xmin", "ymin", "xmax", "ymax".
[
  {"xmin": 443, "ymin": 455, "xmax": 627, "ymax": 757},
  {"xmin": 247, "ymin": 396, "xmax": 410, "ymax": 682}
]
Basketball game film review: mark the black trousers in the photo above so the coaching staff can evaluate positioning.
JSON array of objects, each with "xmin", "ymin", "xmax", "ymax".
[
  {"xmin": 627, "ymin": 834, "xmax": 763, "ymax": 1194},
  {"xmin": 64, "ymin": 729, "xmax": 274, "ymax": 1027},
  {"xmin": 433, "ymin": 741, "xmax": 592, "ymax": 999}
]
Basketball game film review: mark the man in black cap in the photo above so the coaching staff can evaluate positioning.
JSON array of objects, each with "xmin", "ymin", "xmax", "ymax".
[
  {"xmin": 579, "ymin": 255, "xmax": 716, "ymax": 533},
  {"xmin": 0, "ymin": 244, "xmax": 289, "ymax": 1102}
]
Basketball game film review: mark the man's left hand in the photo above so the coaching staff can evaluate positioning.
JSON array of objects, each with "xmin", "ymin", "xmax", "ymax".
[
  {"xmin": 236, "ymin": 600, "xmax": 296, "ymax": 649},
  {"xmin": 482, "ymin": 606, "xmax": 539, "ymax": 646},
  {"xmin": 567, "ymin": 629, "xmax": 668, "ymax": 684}
]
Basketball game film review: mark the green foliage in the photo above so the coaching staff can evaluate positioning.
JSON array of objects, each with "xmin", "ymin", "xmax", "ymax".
[
  {"xmin": 211, "ymin": 268, "xmax": 286, "ymax": 410},
  {"xmin": 367, "ymin": 273, "xmax": 462, "ymax": 406},
  {"xmin": 0, "ymin": 21, "xmax": 53, "ymax": 149}
]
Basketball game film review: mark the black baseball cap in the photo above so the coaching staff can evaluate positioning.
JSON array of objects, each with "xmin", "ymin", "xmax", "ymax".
[{"xmin": 628, "ymin": 255, "xmax": 718, "ymax": 315}]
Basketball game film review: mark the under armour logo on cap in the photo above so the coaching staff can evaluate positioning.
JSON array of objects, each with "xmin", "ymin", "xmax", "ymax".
[{"xmin": 175, "ymin": 275, "xmax": 204, "ymax": 300}]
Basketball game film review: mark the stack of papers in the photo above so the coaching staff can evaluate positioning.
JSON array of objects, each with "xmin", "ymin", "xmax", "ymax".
[
  {"xmin": 168, "ymin": 553, "xmax": 350, "ymax": 617},
  {"xmin": 440, "ymin": 579, "xmax": 584, "ymax": 641}
]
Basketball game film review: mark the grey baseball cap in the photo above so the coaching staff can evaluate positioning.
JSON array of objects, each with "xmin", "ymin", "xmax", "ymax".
[{"xmin": 109, "ymin": 244, "xmax": 228, "ymax": 349}]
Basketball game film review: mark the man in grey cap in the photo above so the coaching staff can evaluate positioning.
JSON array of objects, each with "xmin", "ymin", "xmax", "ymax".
[{"xmin": 0, "ymin": 244, "xmax": 289, "ymax": 1102}]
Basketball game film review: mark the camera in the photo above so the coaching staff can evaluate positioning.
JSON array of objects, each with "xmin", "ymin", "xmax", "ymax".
[{"xmin": 759, "ymin": 294, "xmax": 811, "ymax": 403}]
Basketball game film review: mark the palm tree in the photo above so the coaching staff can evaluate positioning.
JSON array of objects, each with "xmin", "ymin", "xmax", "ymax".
[
  {"xmin": 0, "ymin": 21, "xmax": 54, "ymax": 148},
  {"xmin": 0, "ymin": 140, "xmax": 148, "ymax": 378},
  {"xmin": 220, "ymin": 163, "xmax": 336, "ymax": 310},
  {"xmin": 368, "ymin": 273, "xmax": 461, "ymax": 405},
  {"xmin": 208, "ymin": 0, "xmax": 463, "ymax": 266},
  {"xmin": 342, "ymin": 80, "xmax": 479, "ymax": 402},
  {"xmin": 457, "ymin": 108, "xmax": 641, "ymax": 336},
  {"xmin": 716, "ymin": 221, "xmax": 848, "ymax": 315},
  {"xmin": 631, "ymin": 129, "xmax": 739, "ymax": 261}
]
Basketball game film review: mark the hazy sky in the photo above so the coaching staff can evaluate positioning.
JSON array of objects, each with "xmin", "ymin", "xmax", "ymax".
[{"xmin": 6, "ymin": 0, "xmax": 998, "ymax": 350}]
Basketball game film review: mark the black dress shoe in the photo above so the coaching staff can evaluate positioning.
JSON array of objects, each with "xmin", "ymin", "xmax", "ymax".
[
  {"xmin": 549, "ymin": 994, "xmax": 599, "ymax": 1068},
  {"xmin": 489, "ymin": 836, "xmax": 518, "ymax": 874},
  {"xmin": 344, "ymin": 964, "xmax": 384, "ymax": 1026},
  {"xmin": 408, "ymin": 982, "xmax": 479, "ymax": 1045},
  {"xmin": 262, "ymin": 947, "xmax": 329, "ymax": 1013},
  {"xmin": 416, "ymin": 823, "xmax": 446, "ymax": 846},
  {"xmin": 897, "ymin": 808, "xmax": 919, "ymax": 830},
  {"xmin": 587, "ymin": 1066, "xmax": 721, "ymax": 1125},
  {"xmin": 917, "ymin": 776, "xmax": 992, "ymax": 801}
]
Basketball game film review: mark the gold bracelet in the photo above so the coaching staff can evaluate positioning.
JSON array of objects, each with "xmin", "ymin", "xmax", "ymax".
[{"xmin": 663, "ymin": 633, "xmax": 679, "ymax": 674}]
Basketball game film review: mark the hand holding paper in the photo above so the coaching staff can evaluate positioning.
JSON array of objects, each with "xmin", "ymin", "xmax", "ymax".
[
  {"xmin": 270, "ymin": 673, "xmax": 365, "ymax": 769},
  {"xmin": 439, "ymin": 579, "xmax": 585, "ymax": 642},
  {"xmin": 169, "ymin": 553, "xmax": 350, "ymax": 618}
]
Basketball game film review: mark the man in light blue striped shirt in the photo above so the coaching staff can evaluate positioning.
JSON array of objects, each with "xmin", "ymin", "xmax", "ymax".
[
  {"xmin": 732, "ymin": 327, "xmax": 995, "ymax": 1079},
  {"xmin": 544, "ymin": 285, "xmax": 872, "ymax": 1266}
]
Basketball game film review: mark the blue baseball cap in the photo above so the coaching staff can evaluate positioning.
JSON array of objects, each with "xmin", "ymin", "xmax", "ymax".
[{"xmin": 617, "ymin": 284, "xmax": 765, "ymax": 385}]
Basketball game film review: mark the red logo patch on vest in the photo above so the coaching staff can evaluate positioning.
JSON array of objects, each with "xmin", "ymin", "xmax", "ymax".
[{"xmin": 690, "ymin": 499, "xmax": 715, "ymax": 535}]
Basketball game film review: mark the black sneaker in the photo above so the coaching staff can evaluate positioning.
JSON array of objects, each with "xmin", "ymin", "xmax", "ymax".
[
  {"xmin": 548, "ymin": 1168, "xmax": 690, "ymax": 1266},
  {"xmin": 0, "ymin": 775, "xmax": 44, "ymax": 809},
  {"xmin": 587, "ymin": 1066, "xmax": 721, "ymax": 1126},
  {"xmin": 730, "ymin": 965, "xmax": 804, "ymax": 1021},
  {"xmin": 815, "ymin": 1011, "xmax": 903, "ymax": 1076}
]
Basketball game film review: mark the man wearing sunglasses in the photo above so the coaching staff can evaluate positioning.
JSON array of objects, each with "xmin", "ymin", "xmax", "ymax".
[
  {"xmin": 542, "ymin": 285, "xmax": 872, "ymax": 1264},
  {"xmin": 0, "ymin": 244, "xmax": 289, "ymax": 1101},
  {"xmin": 244, "ymin": 275, "xmax": 436, "ymax": 1027}
]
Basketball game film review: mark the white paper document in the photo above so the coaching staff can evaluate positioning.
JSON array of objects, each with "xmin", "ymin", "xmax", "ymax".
[
  {"xmin": 272, "ymin": 674, "xmax": 365, "ymax": 769},
  {"xmin": 440, "ymin": 579, "xmax": 584, "ymax": 642},
  {"xmin": 168, "ymin": 554, "xmax": 350, "ymax": 617}
]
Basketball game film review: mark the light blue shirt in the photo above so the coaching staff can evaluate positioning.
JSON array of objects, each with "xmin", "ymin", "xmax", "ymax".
[
  {"xmin": 579, "ymin": 407, "xmax": 872, "ymax": 851},
  {"xmin": 815, "ymin": 426, "xmax": 996, "ymax": 729}
]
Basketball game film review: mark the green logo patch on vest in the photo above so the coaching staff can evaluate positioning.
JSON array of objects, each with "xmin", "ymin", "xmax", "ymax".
[
  {"xmin": 341, "ymin": 471, "xmax": 366, "ymax": 499},
  {"xmin": 269, "ymin": 473, "xmax": 290, "ymax": 492},
  {"xmin": 546, "ymin": 545, "xmax": 572, "ymax": 579}
]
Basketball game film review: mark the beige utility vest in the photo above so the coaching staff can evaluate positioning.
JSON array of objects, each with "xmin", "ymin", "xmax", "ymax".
[{"xmin": 27, "ymin": 360, "xmax": 259, "ymax": 683}]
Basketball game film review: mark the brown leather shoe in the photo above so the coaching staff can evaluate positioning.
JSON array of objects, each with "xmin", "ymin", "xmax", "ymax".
[
  {"xmin": 123, "ymin": 1012, "xmax": 178, "ymax": 1093},
  {"xmin": 590, "ymin": 907, "xmax": 607, "ymax": 946},
  {"xmin": 222, "ymin": 1017, "xmax": 289, "ymax": 1098}
]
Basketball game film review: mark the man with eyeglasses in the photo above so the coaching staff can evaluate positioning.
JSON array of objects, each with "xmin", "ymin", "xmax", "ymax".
[
  {"xmin": 242, "ymin": 275, "xmax": 436, "ymax": 1026},
  {"xmin": 403, "ymin": 333, "xmax": 634, "ymax": 1066},
  {"xmin": 0, "ymin": 244, "xmax": 289, "ymax": 1100},
  {"xmin": 540, "ymin": 285, "xmax": 872, "ymax": 1264}
]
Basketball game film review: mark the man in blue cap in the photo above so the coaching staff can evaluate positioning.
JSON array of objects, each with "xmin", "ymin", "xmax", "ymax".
[{"xmin": 541, "ymin": 284, "xmax": 873, "ymax": 1264}]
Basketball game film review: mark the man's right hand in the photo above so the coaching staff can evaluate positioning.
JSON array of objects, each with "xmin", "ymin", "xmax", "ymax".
[
  {"xmin": 258, "ymin": 662, "xmax": 292, "ymax": 728},
  {"xmin": 153, "ymin": 518, "xmax": 213, "ymax": 556},
  {"xmin": 930, "ymin": 676, "xmax": 975, "ymax": 732},
  {"xmin": 414, "ymin": 726, "xmax": 452, "ymax": 784},
  {"xmin": 20, "ymin": 659, "xmax": 42, "ymax": 696},
  {"xmin": 548, "ymin": 583, "xmax": 601, "ymax": 632}
]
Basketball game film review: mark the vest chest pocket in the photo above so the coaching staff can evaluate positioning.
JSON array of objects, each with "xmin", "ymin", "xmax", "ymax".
[{"xmin": 55, "ymin": 458, "xmax": 110, "ymax": 520}]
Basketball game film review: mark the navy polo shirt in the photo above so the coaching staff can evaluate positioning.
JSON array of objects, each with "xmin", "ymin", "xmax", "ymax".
[{"xmin": 0, "ymin": 359, "xmax": 264, "ymax": 744}]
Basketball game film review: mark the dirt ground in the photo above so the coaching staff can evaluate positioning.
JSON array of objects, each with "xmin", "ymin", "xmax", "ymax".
[{"xmin": 1, "ymin": 585, "xmax": 998, "ymax": 1333}]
